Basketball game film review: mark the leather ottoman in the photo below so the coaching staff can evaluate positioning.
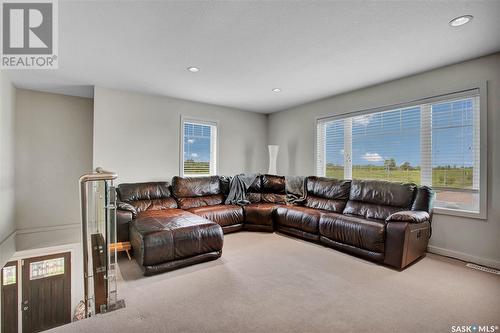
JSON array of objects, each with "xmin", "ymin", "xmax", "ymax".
[{"xmin": 130, "ymin": 209, "xmax": 223, "ymax": 276}]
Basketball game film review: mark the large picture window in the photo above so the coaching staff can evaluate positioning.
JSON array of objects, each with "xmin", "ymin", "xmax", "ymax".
[
  {"xmin": 316, "ymin": 88, "xmax": 485, "ymax": 218},
  {"xmin": 181, "ymin": 118, "xmax": 218, "ymax": 177}
]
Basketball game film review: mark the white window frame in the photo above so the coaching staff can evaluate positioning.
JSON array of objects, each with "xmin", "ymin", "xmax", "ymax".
[
  {"xmin": 180, "ymin": 116, "xmax": 218, "ymax": 177},
  {"xmin": 314, "ymin": 83, "xmax": 487, "ymax": 219}
]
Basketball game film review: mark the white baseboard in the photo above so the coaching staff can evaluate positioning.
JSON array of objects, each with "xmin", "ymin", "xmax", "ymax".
[
  {"xmin": 428, "ymin": 245, "xmax": 500, "ymax": 270},
  {"xmin": 0, "ymin": 231, "xmax": 16, "ymax": 267}
]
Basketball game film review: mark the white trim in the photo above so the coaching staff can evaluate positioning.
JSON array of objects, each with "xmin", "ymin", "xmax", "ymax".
[
  {"xmin": 314, "ymin": 83, "xmax": 487, "ymax": 220},
  {"xmin": 10, "ymin": 242, "xmax": 80, "ymax": 261},
  {"xmin": 477, "ymin": 81, "xmax": 488, "ymax": 219},
  {"xmin": 180, "ymin": 116, "xmax": 219, "ymax": 177},
  {"xmin": 15, "ymin": 223, "xmax": 80, "ymax": 235},
  {"xmin": 428, "ymin": 245, "xmax": 500, "ymax": 270}
]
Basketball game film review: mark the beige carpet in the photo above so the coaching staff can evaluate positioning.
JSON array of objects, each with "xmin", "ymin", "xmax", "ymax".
[{"xmin": 52, "ymin": 232, "xmax": 500, "ymax": 333}]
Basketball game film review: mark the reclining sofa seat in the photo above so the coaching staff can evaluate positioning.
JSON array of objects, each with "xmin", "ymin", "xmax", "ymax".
[
  {"xmin": 116, "ymin": 182, "xmax": 223, "ymax": 276},
  {"xmin": 275, "ymin": 177, "xmax": 433, "ymax": 269},
  {"xmin": 243, "ymin": 174, "xmax": 287, "ymax": 232},
  {"xmin": 172, "ymin": 176, "xmax": 244, "ymax": 233},
  {"xmin": 275, "ymin": 177, "xmax": 351, "ymax": 242}
]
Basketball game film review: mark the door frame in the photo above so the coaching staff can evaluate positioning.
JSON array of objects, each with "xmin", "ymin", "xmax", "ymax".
[{"xmin": 9, "ymin": 243, "xmax": 82, "ymax": 333}]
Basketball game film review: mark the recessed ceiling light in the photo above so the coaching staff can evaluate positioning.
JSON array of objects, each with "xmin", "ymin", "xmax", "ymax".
[
  {"xmin": 187, "ymin": 66, "xmax": 200, "ymax": 72},
  {"xmin": 272, "ymin": 88, "xmax": 281, "ymax": 93},
  {"xmin": 449, "ymin": 15, "xmax": 473, "ymax": 27}
]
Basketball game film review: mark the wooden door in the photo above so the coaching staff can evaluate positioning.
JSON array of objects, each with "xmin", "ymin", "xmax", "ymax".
[
  {"xmin": 1, "ymin": 261, "xmax": 18, "ymax": 333},
  {"xmin": 22, "ymin": 252, "xmax": 71, "ymax": 333}
]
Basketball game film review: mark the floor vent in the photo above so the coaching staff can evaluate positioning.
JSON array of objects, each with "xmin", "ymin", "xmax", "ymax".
[{"xmin": 466, "ymin": 263, "xmax": 500, "ymax": 275}]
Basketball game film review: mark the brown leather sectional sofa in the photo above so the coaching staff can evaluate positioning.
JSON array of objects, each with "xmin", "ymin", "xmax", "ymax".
[{"xmin": 117, "ymin": 175, "xmax": 434, "ymax": 276}]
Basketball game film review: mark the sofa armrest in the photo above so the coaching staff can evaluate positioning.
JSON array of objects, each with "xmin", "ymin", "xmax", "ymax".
[
  {"xmin": 386, "ymin": 210, "xmax": 430, "ymax": 224},
  {"xmin": 116, "ymin": 203, "xmax": 135, "ymax": 242},
  {"xmin": 384, "ymin": 219, "xmax": 431, "ymax": 269},
  {"xmin": 117, "ymin": 201, "xmax": 137, "ymax": 218}
]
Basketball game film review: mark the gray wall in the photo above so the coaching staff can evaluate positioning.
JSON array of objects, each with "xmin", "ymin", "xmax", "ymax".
[
  {"xmin": 0, "ymin": 72, "xmax": 16, "ymax": 267},
  {"xmin": 93, "ymin": 87, "xmax": 268, "ymax": 184},
  {"xmin": 268, "ymin": 53, "xmax": 500, "ymax": 268},
  {"xmin": 14, "ymin": 90, "xmax": 93, "ymax": 249}
]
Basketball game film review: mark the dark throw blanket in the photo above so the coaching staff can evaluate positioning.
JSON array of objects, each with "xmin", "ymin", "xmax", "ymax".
[
  {"xmin": 224, "ymin": 173, "xmax": 259, "ymax": 205},
  {"xmin": 285, "ymin": 176, "xmax": 307, "ymax": 204}
]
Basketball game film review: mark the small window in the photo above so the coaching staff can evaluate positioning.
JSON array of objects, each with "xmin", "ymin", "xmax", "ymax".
[
  {"xmin": 30, "ymin": 257, "xmax": 65, "ymax": 280},
  {"xmin": 2, "ymin": 266, "xmax": 16, "ymax": 285},
  {"xmin": 181, "ymin": 118, "xmax": 218, "ymax": 177}
]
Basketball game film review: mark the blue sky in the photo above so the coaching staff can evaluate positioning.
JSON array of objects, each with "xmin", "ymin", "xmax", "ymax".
[
  {"xmin": 184, "ymin": 123, "xmax": 212, "ymax": 162},
  {"xmin": 325, "ymin": 99, "xmax": 474, "ymax": 168}
]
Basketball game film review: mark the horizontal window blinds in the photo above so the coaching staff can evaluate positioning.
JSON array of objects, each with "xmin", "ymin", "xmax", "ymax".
[
  {"xmin": 183, "ymin": 121, "xmax": 217, "ymax": 176},
  {"xmin": 351, "ymin": 107, "xmax": 421, "ymax": 184},
  {"xmin": 316, "ymin": 89, "xmax": 481, "ymax": 213},
  {"xmin": 316, "ymin": 118, "xmax": 344, "ymax": 179},
  {"xmin": 429, "ymin": 95, "xmax": 480, "ymax": 211}
]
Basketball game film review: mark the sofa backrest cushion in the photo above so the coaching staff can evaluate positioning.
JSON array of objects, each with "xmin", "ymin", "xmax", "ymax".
[
  {"xmin": 343, "ymin": 180, "xmax": 416, "ymax": 220},
  {"xmin": 247, "ymin": 176, "xmax": 262, "ymax": 203},
  {"xmin": 176, "ymin": 195, "xmax": 225, "ymax": 210},
  {"xmin": 261, "ymin": 174, "xmax": 285, "ymax": 193},
  {"xmin": 242, "ymin": 174, "xmax": 287, "ymax": 204},
  {"xmin": 304, "ymin": 177, "xmax": 351, "ymax": 212},
  {"xmin": 172, "ymin": 176, "xmax": 223, "ymax": 209},
  {"xmin": 172, "ymin": 176, "xmax": 221, "ymax": 197},
  {"xmin": 219, "ymin": 176, "xmax": 232, "ymax": 197},
  {"xmin": 411, "ymin": 186, "xmax": 435, "ymax": 213},
  {"xmin": 117, "ymin": 182, "xmax": 177, "ymax": 213}
]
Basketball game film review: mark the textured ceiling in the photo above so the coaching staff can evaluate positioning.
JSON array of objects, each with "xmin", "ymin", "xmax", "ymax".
[{"xmin": 7, "ymin": 0, "xmax": 500, "ymax": 113}]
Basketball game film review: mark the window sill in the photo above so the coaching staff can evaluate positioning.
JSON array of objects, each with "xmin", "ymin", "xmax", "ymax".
[
  {"xmin": 434, "ymin": 207, "xmax": 487, "ymax": 220},
  {"xmin": 183, "ymin": 174, "xmax": 213, "ymax": 178}
]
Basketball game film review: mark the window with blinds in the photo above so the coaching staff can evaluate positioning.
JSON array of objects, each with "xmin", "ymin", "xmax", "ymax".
[
  {"xmin": 316, "ymin": 89, "xmax": 483, "ymax": 216},
  {"xmin": 181, "ymin": 119, "xmax": 217, "ymax": 177}
]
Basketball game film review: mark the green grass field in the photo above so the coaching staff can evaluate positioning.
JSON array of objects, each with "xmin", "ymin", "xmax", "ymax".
[
  {"xmin": 326, "ymin": 164, "xmax": 473, "ymax": 189},
  {"xmin": 184, "ymin": 160, "xmax": 210, "ymax": 174},
  {"xmin": 184, "ymin": 160, "xmax": 472, "ymax": 189}
]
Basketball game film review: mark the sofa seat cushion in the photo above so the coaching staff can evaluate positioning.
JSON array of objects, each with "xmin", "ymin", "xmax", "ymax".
[
  {"xmin": 130, "ymin": 209, "xmax": 223, "ymax": 267},
  {"xmin": 187, "ymin": 205, "xmax": 244, "ymax": 227},
  {"xmin": 244, "ymin": 203, "xmax": 282, "ymax": 226},
  {"xmin": 319, "ymin": 213, "xmax": 385, "ymax": 253},
  {"xmin": 275, "ymin": 206, "xmax": 323, "ymax": 234}
]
